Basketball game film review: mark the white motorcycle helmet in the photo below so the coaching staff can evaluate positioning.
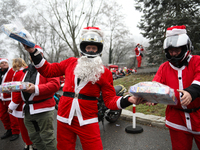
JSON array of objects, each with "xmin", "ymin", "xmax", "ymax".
[
  {"xmin": 79, "ymin": 27, "xmax": 104, "ymax": 58},
  {"xmin": 163, "ymin": 25, "xmax": 193, "ymax": 68}
]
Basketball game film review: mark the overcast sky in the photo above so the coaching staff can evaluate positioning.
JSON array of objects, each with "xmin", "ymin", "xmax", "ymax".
[
  {"xmin": 4, "ymin": 0, "xmax": 149, "ymax": 64},
  {"xmin": 117, "ymin": 0, "xmax": 149, "ymax": 45},
  {"xmin": 20, "ymin": 0, "xmax": 148, "ymax": 45}
]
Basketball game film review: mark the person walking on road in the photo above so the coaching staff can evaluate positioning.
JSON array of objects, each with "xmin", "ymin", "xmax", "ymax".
[{"xmin": 134, "ymin": 43, "xmax": 144, "ymax": 68}]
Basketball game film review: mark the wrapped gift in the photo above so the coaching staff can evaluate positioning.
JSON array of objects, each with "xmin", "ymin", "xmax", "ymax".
[
  {"xmin": 129, "ymin": 82, "xmax": 177, "ymax": 105},
  {"xmin": 1, "ymin": 20, "xmax": 35, "ymax": 48},
  {"xmin": 1, "ymin": 82, "xmax": 30, "ymax": 93}
]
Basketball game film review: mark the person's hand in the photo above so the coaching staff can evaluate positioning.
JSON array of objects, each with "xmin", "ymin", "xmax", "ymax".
[
  {"xmin": 8, "ymin": 108, "xmax": 13, "ymax": 113},
  {"xmin": 22, "ymin": 44, "xmax": 35, "ymax": 53},
  {"xmin": 145, "ymin": 102, "xmax": 156, "ymax": 106},
  {"xmin": 177, "ymin": 89, "xmax": 192, "ymax": 106},
  {"xmin": 23, "ymin": 83, "xmax": 35, "ymax": 94},
  {"xmin": 128, "ymin": 96, "xmax": 144, "ymax": 105}
]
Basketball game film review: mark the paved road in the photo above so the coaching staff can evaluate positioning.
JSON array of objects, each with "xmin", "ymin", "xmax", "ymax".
[
  {"xmin": 0, "ymin": 111, "xmax": 169, "ymax": 150},
  {"xmin": 0, "ymin": 110, "xmax": 198, "ymax": 150},
  {"xmin": 0, "ymin": 88, "xmax": 198, "ymax": 150}
]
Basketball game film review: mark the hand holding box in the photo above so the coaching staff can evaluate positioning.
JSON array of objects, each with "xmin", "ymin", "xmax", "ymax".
[
  {"xmin": 1, "ymin": 82, "xmax": 30, "ymax": 93},
  {"xmin": 129, "ymin": 82, "xmax": 177, "ymax": 105}
]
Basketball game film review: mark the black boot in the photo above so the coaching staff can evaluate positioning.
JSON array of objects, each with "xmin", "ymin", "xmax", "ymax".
[
  {"xmin": 10, "ymin": 134, "xmax": 19, "ymax": 141},
  {"xmin": 1, "ymin": 129, "xmax": 12, "ymax": 139}
]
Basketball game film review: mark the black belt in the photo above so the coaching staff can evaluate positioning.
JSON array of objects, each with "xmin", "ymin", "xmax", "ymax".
[
  {"xmin": 24, "ymin": 97, "xmax": 52, "ymax": 113},
  {"xmin": 63, "ymin": 92, "xmax": 97, "ymax": 100},
  {"xmin": 178, "ymin": 106, "xmax": 200, "ymax": 113},
  {"xmin": 25, "ymin": 97, "xmax": 52, "ymax": 104}
]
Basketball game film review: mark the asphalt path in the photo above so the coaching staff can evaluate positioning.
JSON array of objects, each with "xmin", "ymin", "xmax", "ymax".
[
  {"xmin": 1, "ymin": 113, "xmax": 198, "ymax": 150},
  {"xmin": 1, "ymin": 111, "xmax": 171, "ymax": 150},
  {"xmin": 0, "ymin": 89, "xmax": 198, "ymax": 150}
]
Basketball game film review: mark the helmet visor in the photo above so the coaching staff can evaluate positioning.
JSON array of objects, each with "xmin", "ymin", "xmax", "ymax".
[
  {"xmin": 80, "ymin": 32, "xmax": 103, "ymax": 43},
  {"xmin": 163, "ymin": 34, "xmax": 189, "ymax": 50}
]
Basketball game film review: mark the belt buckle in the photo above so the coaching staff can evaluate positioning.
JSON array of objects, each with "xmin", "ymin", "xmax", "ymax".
[{"xmin": 74, "ymin": 93, "xmax": 79, "ymax": 99}]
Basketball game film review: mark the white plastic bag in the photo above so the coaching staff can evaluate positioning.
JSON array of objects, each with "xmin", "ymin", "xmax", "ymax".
[{"xmin": 1, "ymin": 19, "xmax": 35, "ymax": 47}]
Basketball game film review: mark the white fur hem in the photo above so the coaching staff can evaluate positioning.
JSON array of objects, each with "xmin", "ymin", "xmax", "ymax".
[
  {"xmin": 8, "ymin": 101, "xmax": 19, "ymax": 110},
  {"xmin": 34, "ymin": 58, "xmax": 45, "ymax": 68}
]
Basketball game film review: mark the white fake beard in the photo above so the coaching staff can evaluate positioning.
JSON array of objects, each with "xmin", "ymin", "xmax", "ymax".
[{"xmin": 74, "ymin": 56, "xmax": 105, "ymax": 84}]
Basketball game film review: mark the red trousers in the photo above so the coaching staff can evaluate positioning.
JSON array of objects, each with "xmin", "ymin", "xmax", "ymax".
[
  {"xmin": 57, "ymin": 117, "xmax": 103, "ymax": 150},
  {"xmin": 18, "ymin": 118, "xmax": 33, "ymax": 145},
  {"xmin": 0, "ymin": 100, "xmax": 20, "ymax": 134},
  {"xmin": 136, "ymin": 56, "xmax": 142, "ymax": 68},
  {"xmin": 169, "ymin": 128, "xmax": 200, "ymax": 150}
]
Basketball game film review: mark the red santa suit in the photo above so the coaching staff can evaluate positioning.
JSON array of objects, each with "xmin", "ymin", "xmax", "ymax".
[
  {"xmin": 9, "ymin": 64, "xmax": 60, "ymax": 150},
  {"xmin": 9, "ymin": 68, "xmax": 33, "ymax": 146},
  {"xmin": 0, "ymin": 67, "xmax": 20, "ymax": 135},
  {"xmin": 153, "ymin": 55, "xmax": 200, "ymax": 149},
  {"xmin": 9, "ymin": 67, "xmax": 60, "ymax": 116},
  {"xmin": 134, "ymin": 45, "xmax": 143, "ymax": 68},
  {"xmin": 34, "ymin": 57, "xmax": 126, "ymax": 150}
]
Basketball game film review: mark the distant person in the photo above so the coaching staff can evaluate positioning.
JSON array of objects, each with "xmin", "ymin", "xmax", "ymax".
[
  {"xmin": 0, "ymin": 58, "xmax": 20, "ymax": 141},
  {"xmin": 134, "ymin": 43, "xmax": 144, "ymax": 68},
  {"xmin": 132, "ymin": 68, "xmax": 137, "ymax": 73},
  {"xmin": 153, "ymin": 25, "xmax": 200, "ymax": 150}
]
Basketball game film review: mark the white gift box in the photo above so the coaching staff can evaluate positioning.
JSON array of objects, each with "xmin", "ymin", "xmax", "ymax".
[
  {"xmin": 129, "ymin": 82, "xmax": 177, "ymax": 105},
  {"xmin": 1, "ymin": 82, "xmax": 30, "ymax": 93}
]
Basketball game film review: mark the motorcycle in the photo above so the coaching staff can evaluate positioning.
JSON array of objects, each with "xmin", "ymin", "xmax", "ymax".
[
  {"xmin": 97, "ymin": 84, "xmax": 126, "ymax": 124},
  {"xmin": 54, "ymin": 92, "xmax": 61, "ymax": 110},
  {"xmin": 54, "ymin": 84, "xmax": 126, "ymax": 125}
]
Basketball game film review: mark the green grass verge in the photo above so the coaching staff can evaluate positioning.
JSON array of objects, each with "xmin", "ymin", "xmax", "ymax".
[{"xmin": 113, "ymin": 73, "xmax": 167, "ymax": 117}]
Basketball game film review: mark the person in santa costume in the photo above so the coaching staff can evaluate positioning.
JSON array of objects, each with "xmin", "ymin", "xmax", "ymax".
[
  {"xmin": 22, "ymin": 27, "xmax": 144, "ymax": 150},
  {"xmin": 8, "ymin": 46, "xmax": 60, "ymax": 150},
  {"xmin": 152, "ymin": 25, "xmax": 200, "ymax": 150},
  {"xmin": 8, "ymin": 58, "xmax": 37, "ymax": 150},
  {"xmin": 0, "ymin": 58, "xmax": 20, "ymax": 141},
  {"xmin": 134, "ymin": 43, "xmax": 144, "ymax": 68}
]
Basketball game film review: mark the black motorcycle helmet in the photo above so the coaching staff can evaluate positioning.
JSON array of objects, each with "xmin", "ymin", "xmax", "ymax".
[
  {"xmin": 163, "ymin": 25, "xmax": 193, "ymax": 68},
  {"xmin": 79, "ymin": 27, "xmax": 104, "ymax": 57}
]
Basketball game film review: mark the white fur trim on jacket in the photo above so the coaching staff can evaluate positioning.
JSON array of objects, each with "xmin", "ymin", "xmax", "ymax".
[
  {"xmin": 8, "ymin": 101, "xmax": 19, "ymax": 111},
  {"xmin": 166, "ymin": 120, "xmax": 200, "ymax": 135},
  {"xmin": 12, "ymin": 110, "xmax": 24, "ymax": 118},
  {"xmin": 117, "ymin": 97, "xmax": 122, "ymax": 109},
  {"xmin": 34, "ymin": 58, "xmax": 46, "ymax": 68},
  {"xmin": 34, "ymin": 85, "xmax": 39, "ymax": 96}
]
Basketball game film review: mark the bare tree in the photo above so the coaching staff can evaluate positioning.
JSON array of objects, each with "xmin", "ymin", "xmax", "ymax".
[
  {"xmin": 29, "ymin": 0, "xmax": 104, "ymax": 57},
  {"xmin": 0, "ymin": 0, "xmax": 26, "ymax": 58},
  {"xmin": 6, "ymin": 13, "xmax": 70, "ymax": 63},
  {"xmin": 99, "ymin": 0, "xmax": 133, "ymax": 64},
  {"xmin": 46, "ymin": 28, "xmax": 70, "ymax": 62}
]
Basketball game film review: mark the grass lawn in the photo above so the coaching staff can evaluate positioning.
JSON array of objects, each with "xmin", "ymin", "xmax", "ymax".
[{"xmin": 113, "ymin": 73, "xmax": 167, "ymax": 117}]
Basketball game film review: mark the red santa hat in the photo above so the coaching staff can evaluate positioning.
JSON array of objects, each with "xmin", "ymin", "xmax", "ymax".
[
  {"xmin": 166, "ymin": 25, "xmax": 187, "ymax": 37},
  {"xmin": 35, "ymin": 45, "xmax": 43, "ymax": 54},
  {"xmin": 0, "ymin": 58, "xmax": 8, "ymax": 64},
  {"xmin": 81, "ymin": 26, "xmax": 104, "ymax": 38}
]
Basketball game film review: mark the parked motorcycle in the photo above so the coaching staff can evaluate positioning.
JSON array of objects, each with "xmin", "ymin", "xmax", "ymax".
[
  {"xmin": 98, "ymin": 84, "xmax": 126, "ymax": 124},
  {"xmin": 54, "ymin": 84, "xmax": 126, "ymax": 125},
  {"xmin": 54, "ymin": 92, "xmax": 61, "ymax": 110}
]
